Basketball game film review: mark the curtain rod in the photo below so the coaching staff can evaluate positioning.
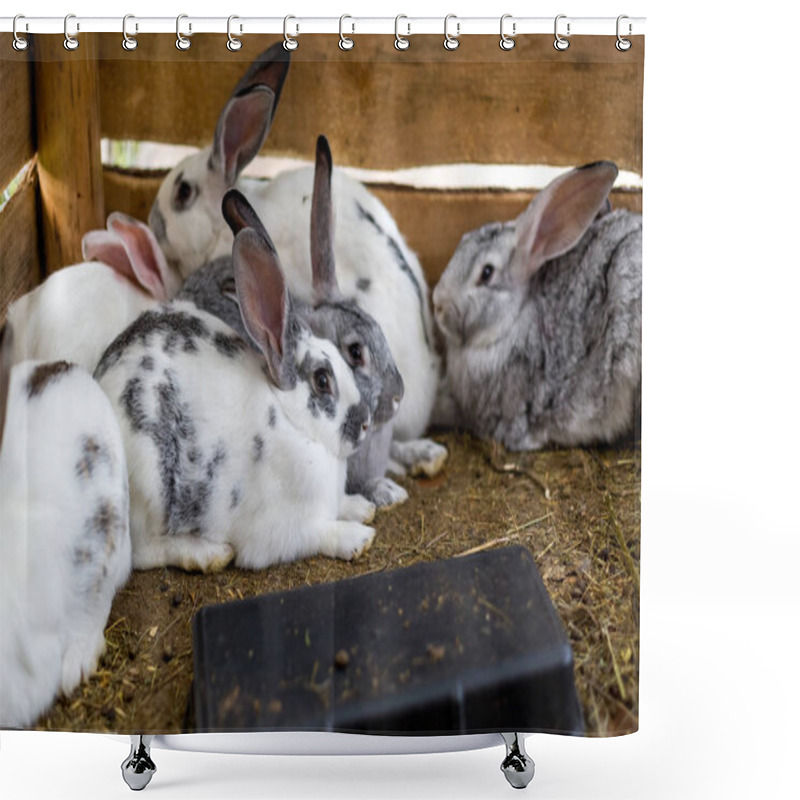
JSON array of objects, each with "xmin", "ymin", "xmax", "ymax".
[{"xmin": 1, "ymin": 16, "xmax": 646, "ymax": 37}]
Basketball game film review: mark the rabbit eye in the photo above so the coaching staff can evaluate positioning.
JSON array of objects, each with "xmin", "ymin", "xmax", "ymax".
[
  {"xmin": 478, "ymin": 264, "xmax": 495, "ymax": 285},
  {"xmin": 347, "ymin": 342, "xmax": 364, "ymax": 367},
  {"xmin": 172, "ymin": 177, "xmax": 197, "ymax": 212},
  {"xmin": 314, "ymin": 368, "xmax": 332, "ymax": 395}
]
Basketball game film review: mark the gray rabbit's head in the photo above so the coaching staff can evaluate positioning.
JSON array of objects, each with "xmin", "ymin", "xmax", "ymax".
[{"xmin": 433, "ymin": 161, "xmax": 620, "ymax": 351}]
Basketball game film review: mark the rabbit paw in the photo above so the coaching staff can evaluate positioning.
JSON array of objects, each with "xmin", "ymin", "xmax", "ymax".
[
  {"xmin": 339, "ymin": 493, "xmax": 377, "ymax": 524},
  {"xmin": 367, "ymin": 477, "xmax": 409, "ymax": 509},
  {"xmin": 323, "ymin": 522, "xmax": 375, "ymax": 561},
  {"xmin": 134, "ymin": 538, "xmax": 235, "ymax": 573},
  {"xmin": 390, "ymin": 438, "xmax": 448, "ymax": 478}
]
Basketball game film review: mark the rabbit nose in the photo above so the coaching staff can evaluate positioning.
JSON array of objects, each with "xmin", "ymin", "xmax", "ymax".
[{"xmin": 392, "ymin": 395, "xmax": 402, "ymax": 412}]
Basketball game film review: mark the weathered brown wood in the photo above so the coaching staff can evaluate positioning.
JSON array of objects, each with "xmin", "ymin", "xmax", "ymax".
[
  {"xmin": 102, "ymin": 166, "xmax": 640, "ymax": 285},
  {"xmin": 33, "ymin": 34, "xmax": 104, "ymax": 273},
  {"xmin": 373, "ymin": 187, "xmax": 642, "ymax": 284},
  {"xmin": 0, "ymin": 165, "xmax": 42, "ymax": 323},
  {"xmin": 97, "ymin": 34, "xmax": 643, "ymax": 173},
  {"xmin": 0, "ymin": 35, "xmax": 36, "ymax": 192}
]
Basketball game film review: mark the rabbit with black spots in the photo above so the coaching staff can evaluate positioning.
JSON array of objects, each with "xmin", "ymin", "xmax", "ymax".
[
  {"xmin": 95, "ymin": 204, "xmax": 375, "ymax": 573},
  {"xmin": 0, "ymin": 325, "xmax": 131, "ymax": 728},
  {"xmin": 179, "ymin": 137, "xmax": 408, "ymax": 508},
  {"xmin": 148, "ymin": 43, "xmax": 445, "ymax": 476}
]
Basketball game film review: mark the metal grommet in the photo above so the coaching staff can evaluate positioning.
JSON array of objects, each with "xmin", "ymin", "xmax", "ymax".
[
  {"xmin": 64, "ymin": 13, "xmax": 79, "ymax": 51},
  {"xmin": 616, "ymin": 14, "xmax": 632, "ymax": 51},
  {"xmin": 283, "ymin": 15, "xmax": 299, "ymax": 51},
  {"xmin": 500, "ymin": 14, "xmax": 516, "ymax": 50},
  {"xmin": 554, "ymin": 14, "xmax": 570, "ymax": 51},
  {"xmin": 394, "ymin": 15, "xmax": 410, "ymax": 50},
  {"xmin": 339, "ymin": 15, "xmax": 355, "ymax": 51},
  {"xmin": 444, "ymin": 14, "xmax": 460, "ymax": 51},
  {"xmin": 227, "ymin": 15, "xmax": 243, "ymax": 51},
  {"xmin": 176, "ymin": 14, "xmax": 192, "ymax": 51},
  {"xmin": 12, "ymin": 15, "xmax": 29, "ymax": 51},
  {"xmin": 122, "ymin": 14, "xmax": 138, "ymax": 51}
]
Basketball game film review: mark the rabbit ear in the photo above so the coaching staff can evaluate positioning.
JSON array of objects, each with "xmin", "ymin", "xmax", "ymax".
[
  {"xmin": 82, "ymin": 229, "xmax": 137, "ymax": 283},
  {"xmin": 0, "ymin": 323, "xmax": 13, "ymax": 452},
  {"xmin": 310, "ymin": 135, "xmax": 341, "ymax": 303},
  {"xmin": 222, "ymin": 188, "xmax": 268, "ymax": 239},
  {"xmin": 229, "ymin": 41, "xmax": 291, "ymax": 123},
  {"xmin": 511, "ymin": 161, "xmax": 618, "ymax": 283},
  {"xmin": 210, "ymin": 44, "xmax": 291, "ymax": 187},
  {"xmin": 232, "ymin": 227, "xmax": 289, "ymax": 388},
  {"xmin": 107, "ymin": 213, "xmax": 176, "ymax": 302}
]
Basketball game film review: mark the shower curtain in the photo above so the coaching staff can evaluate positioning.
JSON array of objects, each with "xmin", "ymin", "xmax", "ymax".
[{"xmin": 0, "ymin": 25, "xmax": 642, "ymax": 741}]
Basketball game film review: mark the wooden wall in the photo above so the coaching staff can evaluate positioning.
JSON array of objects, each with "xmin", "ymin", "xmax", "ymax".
[
  {"xmin": 0, "ymin": 34, "xmax": 41, "ymax": 321},
  {"xmin": 1, "ymin": 32, "xmax": 644, "ymax": 314}
]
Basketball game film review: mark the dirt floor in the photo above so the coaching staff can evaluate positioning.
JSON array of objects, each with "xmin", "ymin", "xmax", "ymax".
[{"xmin": 37, "ymin": 431, "xmax": 640, "ymax": 737}]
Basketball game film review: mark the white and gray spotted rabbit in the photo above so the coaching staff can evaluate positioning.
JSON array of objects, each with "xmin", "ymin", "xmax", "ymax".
[
  {"xmin": 179, "ymin": 137, "xmax": 408, "ymax": 508},
  {"xmin": 94, "ymin": 210, "xmax": 376, "ymax": 573},
  {"xmin": 432, "ymin": 161, "xmax": 642, "ymax": 451},
  {"xmin": 0, "ymin": 325, "xmax": 131, "ymax": 729},
  {"xmin": 148, "ymin": 43, "xmax": 445, "ymax": 474},
  {"xmin": 5, "ymin": 212, "xmax": 181, "ymax": 372}
]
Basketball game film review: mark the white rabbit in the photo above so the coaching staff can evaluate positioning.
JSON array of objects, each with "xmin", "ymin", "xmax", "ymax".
[
  {"xmin": 94, "ymin": 216, "xmax": 376, "ymax": 573},
  {"xmin": 0, "ymin": 325, "xmax": 131, "ymax": 729},
  {"xmin": 5, "ymin": 212, "xmax": 181, "ymax": 373},
  {"xmin": 147, "ymin": 43, "xmax": 445, "ymax": 476}
]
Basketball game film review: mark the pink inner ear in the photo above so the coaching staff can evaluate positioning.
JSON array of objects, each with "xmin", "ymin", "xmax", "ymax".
[
  {"xmin": 234, "ymin": 232, "xmax": 286, "ymax": 352},
  {"xmin": 219, "ymin": 89, "xmax": 274, "ymax": 186},
  {"xmin": 107, "ymin": 214, "xmax": 170, "ymax": 302},
  {"xmin": 518, "ymin": 163, "xmax": 618, "ymax": 275},
  {"xmin": 82, "ymin": 230, "xmax": 138, "ymax": 285}
]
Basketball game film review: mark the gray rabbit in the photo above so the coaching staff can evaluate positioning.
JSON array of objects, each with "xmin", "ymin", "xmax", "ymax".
[
  {"xmin": 178, "ymin": 136, "xmax": 407, "ymax": 508},
  {"xmin": 432, "ymin": 161, "xmax": 641, "ymax": 451}
]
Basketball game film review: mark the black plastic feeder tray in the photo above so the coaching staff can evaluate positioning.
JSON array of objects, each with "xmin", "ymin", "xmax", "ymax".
[{"xmin": 191, "ymin": 545, "xmax": 584, "ymax": 735}]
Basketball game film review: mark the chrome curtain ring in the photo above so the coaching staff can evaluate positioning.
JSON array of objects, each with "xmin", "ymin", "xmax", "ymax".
[
  {"xmin": 616, "ymin": 14, "xmax": 632, "ymax": 51},
  {"xmin": 122, "ymin": 14, "xmax": 138, "ymax": 51},
  {"xmin": 339, "ymin": 15, "xmax": 355, "ymax": 50},
  {"xmin": 12, "ymin": 15, "xmax": 29, "ymax": 51},
  {"xmin": 554, "ymin": 14, "xmax": 570, "ymax": 51},
  {"xmin": 500, "ymin": 14, "xmax": 516, "ymax": 50},
  {"xmin": 394, "ymin": 14, "xmax": 410, "ymax": 50},
  {"xmin": 176, "ymin": 14, "xmax": 192, "ymax": 51},
  {"xmin": 227, "ymin": 15, "xmax": 243, "ymax": 51},
  {"xmin": 444, "ymin": 14, "xmax": 460, "ymax": 51},
  {"xmin": 283, "ymin": 15, "xmax": 299, "ymax": 51},
  {"xmin": 64, "ymin": 13, "xmax": 79, "ymax": 51}
]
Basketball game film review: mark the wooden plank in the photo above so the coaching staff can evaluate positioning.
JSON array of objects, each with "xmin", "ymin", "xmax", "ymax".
[
  {"xmin": 102, "ymin": 166, "xmax": 640, "ymax": 285},
  {"xmin": 0, "ymin": 166, "xmax": 42, "ymax": 323},
  {"xmin": 103, "ymin": 167, "xmax": 161, "ymax": 224},
  {"xmin": 374, "ymin": 187, "xmax": 642, "ymax": 284},
  {"xmin": 33, "ymin": 34, "xmax": 105, "ymax": 273},
  {"xmin": 0, "ymin": 34, "xmax": 36, "ymax": 191},
  {"xmin": 97, "ymin": 34, "xmax": 643, "ymax": 173}
]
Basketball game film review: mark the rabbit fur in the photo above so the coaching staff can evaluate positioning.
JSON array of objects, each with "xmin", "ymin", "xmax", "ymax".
[
  {"xmin": 94, "ymin": 217, "xmax": 376, "ymax": 573},
  {"xmin": 178, "ymin": 138, "xmax": 408, "ymax": 508},
  {"xmin": 432, "ymin": 161, "xmax": 642, "ymax": 451},
  {"xmin": 0, "ymin": 325, "xmax": 131, "ymax": 728},
  {"xmin": 147, "ymin": 43, "xmax": 445, "ymax": 474},
  {"xmin": 5, "ymin": 213, "xmax": 181, "ymax": 373}
]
